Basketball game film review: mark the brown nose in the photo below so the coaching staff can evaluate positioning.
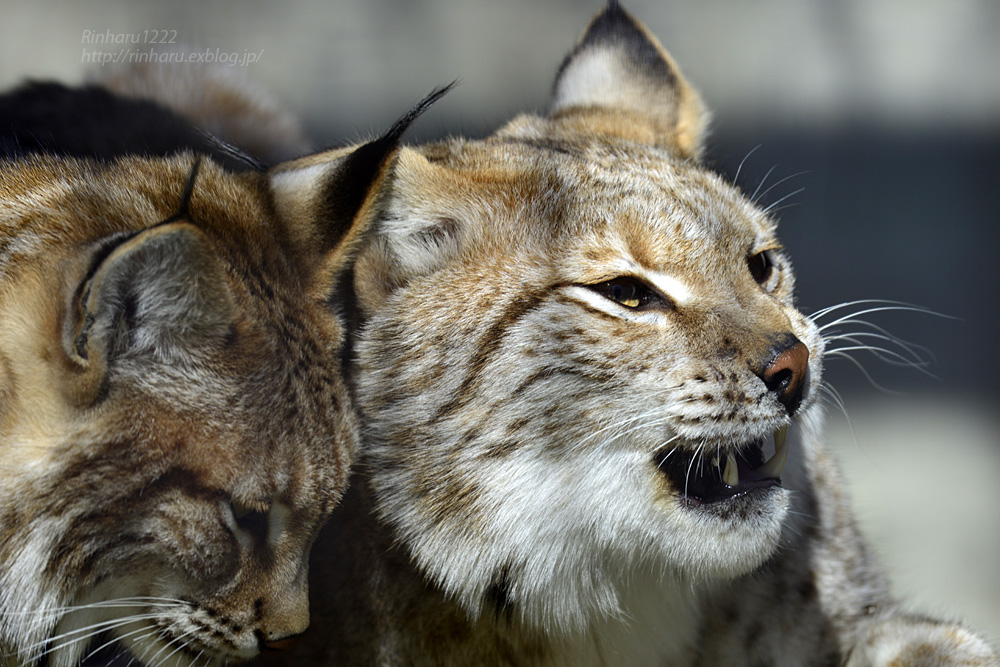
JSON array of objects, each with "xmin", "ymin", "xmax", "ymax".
[{"xmin": 759, "ymin": 337, "xmax": 809, "ymax": 415}]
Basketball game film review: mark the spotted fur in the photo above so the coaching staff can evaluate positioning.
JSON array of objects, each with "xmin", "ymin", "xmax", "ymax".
[
  {"xmin": 262, "ymin": 2, "xmax": 998, "ymax": 665},
  {"xmin": 0, "ymin": 152, "xmax": 359, "ymax": 666}
]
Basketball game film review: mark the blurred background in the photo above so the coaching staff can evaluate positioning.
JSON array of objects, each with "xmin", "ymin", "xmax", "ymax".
[{"xmin": 3, "ymin": 0, "xmax": 998, "ymax": 646}]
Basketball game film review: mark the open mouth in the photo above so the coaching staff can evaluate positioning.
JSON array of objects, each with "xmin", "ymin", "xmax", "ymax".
[{"xmin": 654, "ymin": 426, "xmax": 789, "ymax": 507}]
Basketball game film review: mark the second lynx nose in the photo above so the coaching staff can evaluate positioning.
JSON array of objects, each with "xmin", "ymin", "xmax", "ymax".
[{"xmin": 759, "ymin": 337, "xmax": 810, "ymax": 415}]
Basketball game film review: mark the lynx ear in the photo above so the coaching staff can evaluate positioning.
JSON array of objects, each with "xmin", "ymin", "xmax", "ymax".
[
  {"xmin": 550, "ymin": 1, "xmax": 708, "ymax": 159},
  {"xmin": 268, "ymin": 86, "xmax": 452, "ymax": 307},
  {"xmin": 64, "ymin": 222, "xmax": 235, "ymax": 404}
]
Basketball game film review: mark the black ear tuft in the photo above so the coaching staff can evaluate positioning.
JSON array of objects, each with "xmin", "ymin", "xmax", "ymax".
[
  {"xmin": 381, "ymin": 83, "xmax": 455, "ymax": 148},
  {"xmin": 316, "ymin": 84, "xmax": 454, "ymax": 251}
]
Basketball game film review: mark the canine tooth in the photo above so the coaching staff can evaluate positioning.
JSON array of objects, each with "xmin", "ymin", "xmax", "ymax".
[
  {"xmin": 775, "ymin": 424, "xmax": 788, "ymax": 450},
  {"xmin": 757, "ymin": 425, "xmax": 790, "ymax": 479},
  {"xmin": 722, "ymin": 453, "xmax": 739, "ymax": 486}
]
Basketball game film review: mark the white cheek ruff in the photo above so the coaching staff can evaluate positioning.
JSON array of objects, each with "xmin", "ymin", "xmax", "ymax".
[
  {"xmin": 0, "ymin": 518, "xmax": 68, "ymax": 654},
  {"xmin": 393, "ymin": 437, "xmax": 788, "ymax": 636}
]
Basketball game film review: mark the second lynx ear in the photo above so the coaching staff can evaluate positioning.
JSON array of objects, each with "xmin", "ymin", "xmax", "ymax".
[
  {"xmin": 549, "ymin": 2, "xmax": 708, "ymax": 159},
  {"xmin": 268, "ymin": 86, "xmax": 452, "ymax": 309}
]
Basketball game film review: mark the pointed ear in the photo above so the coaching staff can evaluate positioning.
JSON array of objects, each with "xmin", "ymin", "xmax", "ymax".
[
  {"xmin": 549, "ymin": 2, "xmax": 708, "ymax": 159},
  {"xmin": 268, "ymin": 85, "xmax": 452, "ymax": 306},
  {"xmin": 64, "ymin": 222, "xmax": 235, "ymax": 403},
  {"xmin": 347, "ymin": 147, "xmax": 468, "ymax": 314}
]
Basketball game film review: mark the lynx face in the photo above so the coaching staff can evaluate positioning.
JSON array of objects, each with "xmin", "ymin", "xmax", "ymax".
[
  {"xmin": 347, "ymin": 134, "xmax": 824, "ymax": 632},
  {"xmin": 272, "ymin": 4, "xmax": 824, "ymax": 634},
  {"xmin": 0, "ymin": 155, "xmax": 357, "ymax": 666}
]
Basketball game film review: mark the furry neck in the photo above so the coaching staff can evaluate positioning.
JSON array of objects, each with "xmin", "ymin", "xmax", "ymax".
[{"xmin": 312, "ymin": 475, "xmax": 708, "ymax": 666}]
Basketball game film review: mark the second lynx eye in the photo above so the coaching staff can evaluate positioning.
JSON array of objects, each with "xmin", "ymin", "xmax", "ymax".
[
  {"xmin": 588, "ymin": 277, "xmax": 663, "ymax": 310},
  {"xmin": 231, "ymin": 500, "xmax": 269, "ymax": 539},
  {"xmin": 747, "ymin": 250, "xmax": 775, "ymax": 286}
]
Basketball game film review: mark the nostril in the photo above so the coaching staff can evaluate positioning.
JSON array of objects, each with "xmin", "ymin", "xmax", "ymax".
[
  {"xmin": 759, "ymin": 338, "xmax": 809, "ymax": 414},
  {"xmin": 765, "ymin": 368, "xmax": 794, "ymax": 395}
]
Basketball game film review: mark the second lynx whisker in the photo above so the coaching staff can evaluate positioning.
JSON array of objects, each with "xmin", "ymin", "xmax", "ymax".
[
  {"xmin": 20, "ymin": 612, "xmax": 164, "ymax": 664},
  {"xmin": 811, "ymin": 299, "xmax": 951, "ymax": 394}
]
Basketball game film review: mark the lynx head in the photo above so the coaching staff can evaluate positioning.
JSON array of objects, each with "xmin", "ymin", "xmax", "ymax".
[
  {"xmin": 0, "ymin": 155, "xmax": 357, "ymax": 665},
  {"xmin": 275, "ymin": 1, "xmax": 824, "ymax": 635}
]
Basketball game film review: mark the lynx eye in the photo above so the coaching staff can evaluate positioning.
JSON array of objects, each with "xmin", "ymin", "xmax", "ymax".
[
  {"xmin": 747, "ymin": 250, "xmax": 775, "ymax": 286},
  {"xmin": 230, "ymin": 499, "xmax": 268, "ymax": 539},
  {"xmin": 588, "ymin": 277, "xmax": 663, "ymax": 310}
]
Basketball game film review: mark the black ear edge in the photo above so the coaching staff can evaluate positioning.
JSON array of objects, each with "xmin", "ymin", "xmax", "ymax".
[
  {"xmin": 68, "ymin": 229, "xmax": 145, "ymax": 363},
  {"xmin": 315, "ymin": 83, "xmax": 455, "ymax": 252},
  {"xmin": 311, "ymin": 83, "xmax": 453, "ymax": 386}
]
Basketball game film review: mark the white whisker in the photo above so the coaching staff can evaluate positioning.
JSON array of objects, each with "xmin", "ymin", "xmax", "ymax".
[
  {"xmin": 825, "ymin": 341, "xmax": 937, "ymax": 377},
  {"xmin": 823, "ymin": 319, "xmax": 934, "ymax": 357},
  {"xmin": 755, "ymin": 170, "xmax": 808, "ymax": 202},
  {"xmin": 575, "ymin": 412, "xmax": 654, "ymax": 448},
  {"xmin": 573, "ymin": 396, "xmax": 691, "ymax": 451},
  {"xmin": 749, "ymin": 165, "xmax": 777, "ymax": 203},
  {"xmin": 715, "ymin": 442, "xmax": 723, "ymax": 482},
  {"xmin": 822, "ymin": 323, "xmax": 935, "ymax": 363},
  {"xmin": 761, "ymin": 201, "xmax": 801, "ymax": 216},
  {"xmin": 186, "ymin": 647, "xmax": 206, "ymax": 667},
  {"xmin": 124, "ymin": 639, "xmax": 152, "ymax": 667},
  {"xmin": 23, "ymin": 613, "xmax": 162, "ymax": 665},
  {"xmin": 683, "ymin": 440, "xmax": 708, "ymax": 504},
  {"xmin": 126, "ymin": 628, "xmax": 166, "ymax": 665},
  {"xmin": 810, "ymin": 298, "xmax": 955, "ymax": 393},
  {"xmin": 7, "ymin": 597, "xmax": 183, "ymax": 619},
  {"xmin": 25, "ymin": 613, "xmax": 163, "ymax": 652},
  {"xmin": 819, "ymin": 383, "xmax": 858, "ymax": 451},
  {"xmin": 823, "ymin": 350, "xmax": 905, "ymax": 395},
  {"xmin": 731, "ymin": 144, "xmax": 762, "ymax": 189},
  {"xmin": 654, "ymin": 435, "xmax": 684, "ymax": 470},
  {"xmin": 813, "ymin": 302, "xmax": 953, "ymax": 330},
  {"xmin": 810, "ymin": 298, "xmax": 929, "ymax": 321},
  {"xmin": 152, "ymin": 627, "xmax": 199, "ymax": 667},
  {"xmin": 81, "ymin": 620, "xmax": 161, "ymax": 664},
  {"xmin": 608, "ymin": 414, "xmax": 678, "ymax": 446},
  {"xmin": 144, "ymin": 630, "xmax": 180, "ymax": 667},
  {"xmin": 762, "ymin": 187, "xmax": 805, "ymax": 215}
]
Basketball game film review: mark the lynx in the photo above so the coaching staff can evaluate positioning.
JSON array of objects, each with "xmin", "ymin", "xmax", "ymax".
[
  {"xmin": 0, "ymin": 71, "xmax": 356, "ymax": 665},
  {"xmin": 263, "ymin": 2, "xmax": 998, "ymax": 665}
]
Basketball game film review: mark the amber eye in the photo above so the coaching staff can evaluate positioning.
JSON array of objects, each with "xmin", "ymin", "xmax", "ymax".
[
  {"xmin": 588, "ymin": 277, "xmax": 663, "ymax": 310},
  {"xmin": 747, "ymin": 251, "xmax": 775, "ymax": 286}
]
